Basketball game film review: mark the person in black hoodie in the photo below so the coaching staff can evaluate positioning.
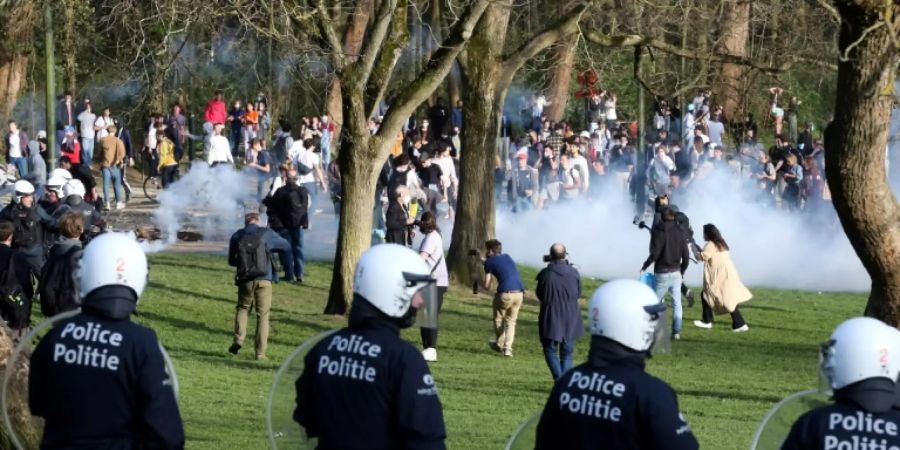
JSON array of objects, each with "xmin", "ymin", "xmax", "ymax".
[
  {"xmin": 294, "ymin": 244, "xmax": 445, "ymax": 450},
  {"xmin": 640, "ymin": 208, "xmax": 690, "ymax": 339},
  {"xmin": 535, "ymin": 279, "xmax": 698, "ymax": 450},
  {"xmin": 39, "ymin": 213, "xmax": 84, "ymax": 317},
  {"xmin": 385, "ymin": 187, "xmax": 414, "ymax": 246},
  {"xmin": 0, "ymin": 180, "xmax": 56, "ymax": 278},
  {"xmin": 268, "ymin": 170, "xmax": 309, "ymax": 283},
  {"xmin": 782, "ymin": 317, "xmax": 900, "ymax": 449},
  {"xmin": 29, "ymin": 233, "xmax": 185, "ymax": 449},
  {"xmin": 263, "ymin": 162, "xmax": 296, "ymax": 280},
  {"xmin": 535, "ymin": 243, "xmax": 584, "ymax": 380},
  {"xmin": 0, "ymin": 221, "xmax": 35, "ymax": 337}
]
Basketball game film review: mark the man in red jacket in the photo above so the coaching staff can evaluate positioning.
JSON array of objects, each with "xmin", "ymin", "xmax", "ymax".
[{"xmin": 204, "ymin": 89, "xmax": 227, "ymax": 125}]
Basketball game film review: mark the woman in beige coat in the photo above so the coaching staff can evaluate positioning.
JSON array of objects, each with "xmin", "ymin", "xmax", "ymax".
[{"xmin": 693, "ymin": 224, "xmax": 752, "ymax": 332}]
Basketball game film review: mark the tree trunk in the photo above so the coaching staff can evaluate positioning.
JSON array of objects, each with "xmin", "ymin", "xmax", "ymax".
[
  {"xmin": 713, "ymin": 0, "xmax": 750, "ymax": 121},
  {"xmin": 446, "ymin": 2, "xmax": 513, "ymax": 285},
  {"xmin": 0, "ymin": 0, "xmax": 35, "ymax": 120},
  {"xmin": 62, "ymin": 0, "xmax": 77, "ymax": 94},
  {"xmin": 325, "ymin": 0, "xmax": 373, "ymax": 152},
  {"xmin": 0, "ymin": 326, "xmax": 41, "ymax": 449},
  {"xmin": 826, "ymin": 1, "xmax": 900, "ymax": 325},
  {"xmin": 545, "ymin": 35, "xmax": 577, "ymax": 122}
]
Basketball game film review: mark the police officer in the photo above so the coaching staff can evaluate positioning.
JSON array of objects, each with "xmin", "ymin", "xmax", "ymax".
[
  {"xmin": 28, "ymin": 233, "xmax": 185, "ymax": 448},
  {"xmin": 781, "ymin": 317, "xmax": 900, "ymax": 449},
  {"xmin": 0, "ymin": 180, "xmax": 56, "ymax": 276},
  {"xmin": 53, "ymin": 179, "xmax": 105, "ymax": 242},
  {"xmin": 293, "ymin": 244, "xmax": 446, "ymax": 449},
  {"xmin": 534, "ymin": 279, "xmax": 699, "ymax": 450},
  {"xmin": 41, "ymin": 174, "xmax": 70, "ymax": 217}
]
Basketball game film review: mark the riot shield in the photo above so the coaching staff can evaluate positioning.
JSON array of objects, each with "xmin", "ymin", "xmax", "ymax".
[
  {"xmin": 504, "ymin": 411, "xmax": 542, "ymax": 450},
  {"xmin": 266, "ymin": 330, "xmax": 338, "ymax": 450},
  {"xmin": 749, "ymin": 390, "xmax": 830, "ymax": 450},
  {"xmin": 1, "ymin": 309, "xmax": 179, "ymax": 450}
]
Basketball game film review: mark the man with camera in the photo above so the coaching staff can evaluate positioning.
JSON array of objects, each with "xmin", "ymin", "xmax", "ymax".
[{"xmin": 535, "ymin": 243, "xmax": 584, "ymax": 380}]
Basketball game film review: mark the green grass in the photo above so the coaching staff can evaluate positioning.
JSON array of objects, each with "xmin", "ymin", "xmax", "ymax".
[{"xmin": 139, "ymin": 253, "xmax": 865, "ymax": 449}]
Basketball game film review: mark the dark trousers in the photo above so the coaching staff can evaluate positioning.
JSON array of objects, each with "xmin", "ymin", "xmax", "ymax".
[
  {"xmin": 286, "ymin": 227, "xmax": 304, "ymax": 279},
  {"xmin": 275, "ymin": 228, "xmax": 294, "ymax": 280},
  {"xmin": 701, "ymin": 293, "xmax": 747, "ymax": 329},
  {"xmin": 161, "ymin": 164, "xmax": 178, "ymax": 188},
  {"xmin": 420, "ymin": 287, "xmax": 447, "ymax": 349}
]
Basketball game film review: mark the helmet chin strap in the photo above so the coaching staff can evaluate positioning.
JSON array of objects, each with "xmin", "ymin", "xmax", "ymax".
[{"xmin": 397, "ymin": 305, "xmax": 419, "ymax": 329}]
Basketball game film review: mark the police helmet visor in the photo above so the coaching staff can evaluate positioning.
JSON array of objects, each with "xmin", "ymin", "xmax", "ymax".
[
  {"xmin": 504, "ymin": 411, "xmax": 542, "ymax": 450},
  {"xmin": 644, "ymin": 302, "xmax": 671, "ymax": 354},
  {"xmin": 403, "ymin": 272, "xmax": 439, "ymax": 329}
]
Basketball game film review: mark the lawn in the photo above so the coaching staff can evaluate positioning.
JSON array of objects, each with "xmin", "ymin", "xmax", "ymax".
[{"xmin": 138, "ymin": 252, "xmax": 865, "ymax": 449}]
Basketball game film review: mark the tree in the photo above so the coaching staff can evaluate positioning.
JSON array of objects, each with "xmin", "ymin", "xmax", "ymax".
[
  {"xmin": 0, "ymin": 0, "xmax": 36, "ymax": 120},
  {"xmin": 713, "ymin": 0, "xmax": 750, "ymax": 121},
  {"xmin": 825, "ymin": 0, "xmax": 900, "ymax": 325},
  {"xmin": 446, "ymin": 0, "xmax": 592, "ymax": 285},
  {"xmin": 321, "ymin": 0, "xmax": 490, "ymax": 314}
]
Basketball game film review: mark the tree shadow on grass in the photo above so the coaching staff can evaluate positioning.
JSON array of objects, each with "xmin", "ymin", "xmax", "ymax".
[
  {"xmin": 147, "ymin": 281, "xmax": 233, "ymax": 305},
  {"xmin": 679, "ymin": 389, "xmax": 784, "ymax": 404},
  {"xmin": 150, "ymin": 258, "xmax": 228, "ymax": 274},
  {"xmin": 740, "ymin": 303, "xmax": 792, "ymax": 313}
]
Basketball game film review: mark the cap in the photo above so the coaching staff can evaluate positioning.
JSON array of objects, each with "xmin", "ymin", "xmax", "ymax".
[{"xmin": 63, "ymin": 125, "xmax": 75, "ymax": 134}]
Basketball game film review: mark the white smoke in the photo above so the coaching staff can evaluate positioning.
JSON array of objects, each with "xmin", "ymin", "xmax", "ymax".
[
  {"xmin": 495, "ymin": 171, "xmax": 871, "ymax": 292},
  {"xmin": 152, "ymin": 163, "xmax": 256, "ymax": 248}
]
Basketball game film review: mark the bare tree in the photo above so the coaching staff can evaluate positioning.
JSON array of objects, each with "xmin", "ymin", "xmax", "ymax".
[
  {"xmin": 0, "ymin": 0, "xmax": 36, "ymax": 120},
  {"xmin": 825, "ymin": 0, "xmax": 900, "ymax": 325}
]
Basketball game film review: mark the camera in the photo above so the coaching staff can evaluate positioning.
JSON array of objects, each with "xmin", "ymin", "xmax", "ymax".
[{"xmin": 543, "ymin": 254, "xmax": 552, "ymax": 263}]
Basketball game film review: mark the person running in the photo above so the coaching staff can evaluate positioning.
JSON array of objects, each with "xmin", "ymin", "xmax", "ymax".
[{"xmin": 692, "ymin": 224, "xmax": 752, "ymax": 332}]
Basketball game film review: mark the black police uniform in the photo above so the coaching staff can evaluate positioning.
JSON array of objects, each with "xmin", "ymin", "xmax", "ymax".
[
  {"xmin": 294, "ymin": 298, "xmax": 446, "ymax": 450},
  {"xmin": 535, "ymin": 336, "xmax": 699, "ymax": 450},
  {"xmin": 782, "ymin": 379, "xmax": 900, "ymax": 450},
  {"xmin": 0, "ymin": 201, "xmax": 55, "ymax": 275},
  {"xmin": 53, "ymin": 195, "xmax": 106, "ymax": 242},
  {"xmin": 29, "ymin": 286, "xmax": 185, "ymax": 449}
]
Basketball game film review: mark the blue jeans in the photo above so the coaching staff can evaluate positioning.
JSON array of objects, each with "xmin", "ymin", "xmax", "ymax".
[
  {"xmin": 655, "ymin": 271, "xmax": 683, "ymax": 335},
  {"xmin": 101, "ymin": 166, "xmax": 124, "ymax": 203},
  {"xmin": 9, "ymin": 157, "xmax": 26, "ymax": 178},
  {"xmin": 286, "ymin": 227, "xmax": 304, "ymax": 279},
  {"xmin": 275, "ymin": 229, "xmax": 295, "ymax": 280},
  {"xmin": 81, "ymin": 137, "xmax": 94, "ymax": 163},
  {"xmin": 542, "ymin": 338, "xmax": 575, "ymax": 380},
  {"xmin": 302, "ymin": 182, "xmax": 318, "ymax": 213}
]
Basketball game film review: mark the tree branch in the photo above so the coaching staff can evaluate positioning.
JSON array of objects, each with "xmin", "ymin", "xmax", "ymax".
[
  {"xmin": 356, "ymin": 0, "xmax": 399, "ymax": 85},
  {"xmin": 365, "ymin": 0, "xmax": 409, "ymax": 119},
  {"xmin": 374, "ymin": 0, "xmax": 489, "ymax": 149},
  {"xmin": 313, "ymin": 0, "xmax": 347, "ymax": 70},
  {"xmin": 501, "ymin": 1, "xmax": 592, "ymax": 74},
  {"xmin": 585, "ymin": 30, "xmax": 839, "ymax": 73}
]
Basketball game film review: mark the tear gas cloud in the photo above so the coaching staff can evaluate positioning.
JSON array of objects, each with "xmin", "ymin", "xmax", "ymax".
[
  {"xmin": 496, "ymin": 170, "xmax": 874, "ymax": 292},
  {"xmin": 152, "ymin": 163, "xmax": 256, "ymax": 250}
]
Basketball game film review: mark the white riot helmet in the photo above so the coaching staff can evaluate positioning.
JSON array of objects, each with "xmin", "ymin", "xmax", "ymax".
[
  {"xmin": 62, "ymin": 179, "xmax": 86, "ymax": 198},
  {"xmin": 353, "ymin": 244, "xmax": 437, "ymax": 326},
  {"xmin": 46, "ymin": 175, "xmax": 69, "ymax": 196},
  {"xmin": 13, "ymin": 180, "xmax": 34, "ymax": 202},
  {"xmin": 79, "ymin": 232, "xmax": 148, "ymax": 299},
  {"xmin": 588, "ymin": 279, "xmax": 667, "ymax": 352},
  {"xmin": 49, "ymin": 168, "xmax": 73, "ymax": 181},
  {"xmin": 820, "ymin": 317, "xmax": 900, "ymax": 391}
]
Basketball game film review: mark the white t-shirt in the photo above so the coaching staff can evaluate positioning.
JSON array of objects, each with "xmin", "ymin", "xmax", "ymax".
[
  {"xmin": 605, "ymin": 100, "xmax": 617, "ymax": 120},
  {"xmin": 295, "ymin": 148, "xmax": 320, "ymax": 184},
  {"xmin": 78, "ymin": 111, "xmax": 97, "ymax": 138},
  {"xmin": 419, "ymin": 231, "xmax": 448, "ymax": 287},
  {"xmin": 207, "ymin": 135, "xmax": 234, "ymax": 164},
  {"xmin": 8, "ymin": 132, "xmax": 21, "ymax": 158},
  {"xmin": 95, "ymin": 116, "xmax": 113, "ymax": 139},
  {"xmin": 433, "ymin": 156, "xmax": 457, "ymax": 189},
  {"xmin": 146, "ymin": 123, "xmax": 157, "ymax": 150},
  {"xmin": 707, "ymin": 120, "xmax": 725, "ymax": 145},
  {"xmin": 561, "ymin": 166, "xmax": 580, "ymax": 199},
  {"xmin": 572, "ymin": 155, "xmax": 590, "ymax": 190},
  {"xmin": 533, "ymin": 96, "xmax": 548, "ymax": 117}
]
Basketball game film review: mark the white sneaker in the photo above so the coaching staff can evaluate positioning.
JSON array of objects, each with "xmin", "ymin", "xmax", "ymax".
[
  {"xmin": 732, "ymin": 325, "xmax": 750, "ymax": 333},
  {"xmin": 673, "ymin": 333, "xmax": 681, "ymax": 340},
  {"xmin": 115, "ymin": 202, "xmax": 126, "ymax": 210},
  {"xmin": 693, "ymin": 320, "xmax": 713, "ymax": 329},
  {"xmin": 502, "ymin": 347, "xmax": 513, "ymax": 357},
  {"xmin": 422, "ymin": 347, "xmax": 437, "ymax": 362}
]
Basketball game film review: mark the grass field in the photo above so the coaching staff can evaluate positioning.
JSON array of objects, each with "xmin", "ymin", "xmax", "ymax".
[{"xmin": 138, "ymin": 252, "xmax": 865, "ymax": 449}]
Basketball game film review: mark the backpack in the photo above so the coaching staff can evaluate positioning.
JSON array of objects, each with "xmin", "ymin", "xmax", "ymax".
[
  {"xmin": 0, "ymin": 252, "xmax": 29, "ymax": 328},
  {"xmin": 235, "ymin": 229, "xmax": 269, "ymax": 282},
  {"xmin": 39, "ymin": 246, "xmax": 82, "ymax": 317}
]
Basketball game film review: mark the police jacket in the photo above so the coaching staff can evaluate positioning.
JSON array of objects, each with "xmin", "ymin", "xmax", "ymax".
[
  {"xmin": 535, "ymin": 336, "xmax": 699, "ymax": 450},
  {"xmin": 293, "ymin": 298, "xmax": 446, "ymax": 450},
  {"xmin": 54, "ymin": 195, "xmax": 106, "ymax": 238},
  {"xmin": 535, "ymin": 261, "xmax": 584, "ymax": 343},
  {"xmin": 29, "ymin": 286, "xmax": 185, "ymax": 449},
  {"xmin": 0, "ymin": 200, "xmax": 55, "ymax": 249},
  {"xmin": 782, "ymin": 379, "xmax": 900, "ymax": 449}
]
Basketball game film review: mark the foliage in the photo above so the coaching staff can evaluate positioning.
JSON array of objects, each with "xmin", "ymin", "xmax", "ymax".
[{"xmin": 138, "ymin": 253, "xmax": 863, "ymax": 449}]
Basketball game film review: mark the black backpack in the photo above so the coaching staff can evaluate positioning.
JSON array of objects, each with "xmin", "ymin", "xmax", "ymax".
[
  {"xmin": 0, "ymin": 252, "xmax": 29, "ymax": 328},
  {"xmin": 39, "ymin": 246, "xmax": 82, "ymax": 317},
  {"xmin": 236, "ymin": 229, "xmax": 269, "ymax": 282}
]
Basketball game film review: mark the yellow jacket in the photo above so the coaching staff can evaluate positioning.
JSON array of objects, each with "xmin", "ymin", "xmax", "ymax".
[{"xmin": 158, "ymin": 138, "xmax": 177, "ymax": 169}]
